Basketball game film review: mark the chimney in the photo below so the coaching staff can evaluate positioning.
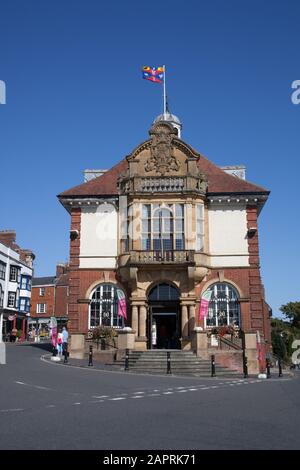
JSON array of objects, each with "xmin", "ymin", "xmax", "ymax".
[
  {"xmin": 0, "ymin": 230, "xmax": 16, "ymax": 248},
  {"xmin": 56, "ymin": 263, "xmax": 67, "ymax": 277}
]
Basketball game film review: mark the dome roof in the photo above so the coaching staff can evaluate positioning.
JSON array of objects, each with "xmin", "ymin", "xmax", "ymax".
[{"xmin": 153, "ymin": 112, "xmax": 181, "ymax": 125}]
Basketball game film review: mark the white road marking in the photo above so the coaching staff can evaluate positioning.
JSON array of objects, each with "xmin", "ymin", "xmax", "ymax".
[
  {"xmin": 148, "ymin": 394, "xmax": 160, "ymax": 397},
  {"xmin": 131, "ymin": 396, "xmax": 143, "ymax": 399},
  {"xmin": 211, "ymin": 386, "xmax": 219, "ymax": 389},
  {"xmin": 189, "ymin": 388, "xmax": 198, "ymax": 391},
  {"xmin": 0, "ymin": 408, "xmax": 24, "ymax": 413},
  {"xmin": 15, "ymin": 381, "xmax": 26, "ymax": 385},
  {"xmin": 200, "ymin": 387, "xmax": 210, "ymax": 390},
  {"xmin": 92, "ymin": 395, "xmax": 109, "ymax": 399},
  {"xmin": 133, "ymin": 391, "xmax": 145, "ymax": 394},
  {"xmin": 163, "ymin": 392, "xmax": 174, "ymax": 395},
  {"xmin": 178, "ymin": 389, "xmax": 188, "ymax": 393},
  {"xmin": 73, "ymin": 402, "xmax": 81, "ymax": 405},
  {"xmin": 90, "ymin": 400, "xmax": 104, "ymax": 403},
  {"xmin": 109, "ymin": 397, "xmax": 126, "ymax": 401}
]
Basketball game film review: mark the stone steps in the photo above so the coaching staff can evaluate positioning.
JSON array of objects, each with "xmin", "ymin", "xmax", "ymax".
[{"xmin": 112, "ymin": 350, "xmax": 241, "ymax": 377}]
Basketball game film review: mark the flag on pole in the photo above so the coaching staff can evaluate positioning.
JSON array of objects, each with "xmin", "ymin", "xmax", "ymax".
[
  {"xmin": 117, "ymin": 289, "xmax": 127, "ymax": 320},
  {"xmin": 199, "ymin": 290, "xmax": 213, "ymax": 320},
  {"xmin": 142, "ymin": 65, "xmax": 164, "ymax": 84}
]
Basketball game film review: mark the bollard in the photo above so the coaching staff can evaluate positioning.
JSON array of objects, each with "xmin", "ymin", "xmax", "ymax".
[
  {"xmin": 88, "ymin": 345, "xmax": 93, "ymax": 366},
  {"xmin": 125, "ymin": 348, "xmax": 129, "ymax": 371},
  {"xmin": 278, "ymin": 358, "xmax": 283, "ymax": 378},
  {"xmin": 167, "ymin": 351, "xmax": 171, "ymax": 375},
  {"xmin": 63, "ymin": 344, "xmax": 68, "ymax": 364},
  {"xmin": 52, "ymin": 345, "xmax": 57, "ymax": 357},
  {"xmin": 243, "ymin": 354, "xmax": 248, "ymax": 379},
  {"xmin": 211, "ymin": 354, "xmax": 216, "ymax": 377},
  {"xmin": 266, "ymin": 358, "xmax": 271, "ymax": 378}
]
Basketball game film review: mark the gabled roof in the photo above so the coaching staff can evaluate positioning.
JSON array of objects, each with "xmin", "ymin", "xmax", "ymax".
[{"xmin": 58, "ymin": 140, "xmax": 269, "ymax": 198}]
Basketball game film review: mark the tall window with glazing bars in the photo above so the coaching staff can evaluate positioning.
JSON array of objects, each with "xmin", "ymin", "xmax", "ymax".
[{"xmin": 141, "ymin": 204, "xmax": 185, "ymax": 251}]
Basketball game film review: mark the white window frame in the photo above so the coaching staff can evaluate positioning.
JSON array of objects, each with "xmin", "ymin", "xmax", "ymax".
[
  {"xmin": 196, "ymin": 204, "xmax": 205, "ymax": 251},
  {"xmin": 0, "ymin": 262, "xmax": 6, "ymax": 280},
  {"xmin": 9, "ymin": 266, "xmax": 18, "ymax": 282},
  {"xmin": 204, "ymin": 283, "xmax": 240, "ymax": 328},
  {"xmin": 39, "ymin": 287, "xmax": 45, "ymax": 296},
  {"xmin": 37, "ymin": 303, "xmax": 47, "ymax": 314},
  {"xmin": 89, "ymin": 284, "xmax": 124, "ymax": 329},
  {"xmin": 8, "ymin": 292, "xmax": 16, "ymax": 308}
]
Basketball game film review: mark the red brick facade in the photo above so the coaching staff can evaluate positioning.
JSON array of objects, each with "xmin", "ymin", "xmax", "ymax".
[{"xmin": 30, "ymin": 285, "xmax": 55, "ymax": 319}]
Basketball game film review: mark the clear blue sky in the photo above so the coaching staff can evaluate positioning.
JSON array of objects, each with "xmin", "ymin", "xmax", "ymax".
[{"xmin": 0, "ymin": 0, "xmax": 299, "ymax": 317}]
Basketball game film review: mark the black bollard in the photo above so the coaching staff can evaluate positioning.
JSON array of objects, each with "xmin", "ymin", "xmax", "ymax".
[
  {"xmin": 63, "ymin": 344, "xmax": 68, "ymax": 364},
  {"xmin": 211, "ymin": 354, "xmax": 216, "ymax": 377},
  {"xmin": 266, "ymin": 358, "xmax": 271, "ymax": 378},
  {"xmin": 52, "ymin": 345, "xmax": 57, "ymax": 357},
  {"xmin": 243, "ymin": 354, "xmax": 249, "ymax": 379},
  {"xmin": 88, "ymin": 345, "xmax": 93, "ymax": 366},
  {"xmin": 125, "ymin": 348, "xmax": 129, "ymax": 371},
  {"xmin": 278, "ymin": 358, "xmax": 283, "ymax": 378},
  {"xmin": 167, "ymin": 351, "xmax": 171, "ymax": 375}
]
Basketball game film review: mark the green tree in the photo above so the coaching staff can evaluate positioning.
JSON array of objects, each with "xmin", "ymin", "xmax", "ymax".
[
  {"xmin": 279, "ymin": 302, "xmax": 300, "ymax": 329},
  {"xmin": 271, "ymin": 330, "xmax": 287, "ymax": 360}
]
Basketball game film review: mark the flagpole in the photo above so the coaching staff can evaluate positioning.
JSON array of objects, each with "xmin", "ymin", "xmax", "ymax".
[{"xmin": 163, "ymin": 65, "xmax": 166, "ymax": 119}]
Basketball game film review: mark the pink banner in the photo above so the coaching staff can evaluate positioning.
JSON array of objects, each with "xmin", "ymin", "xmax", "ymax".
[
  {"xmin": 199, "ymin": 299, "xmax": 210, "ymax": 319},
  {"xmin": 198, "ymin": 290, "xmax": 213, "ymax": 320},
  {"xmin": 118, "ymin": 297, "xmax": 127, "ymax": 319}
]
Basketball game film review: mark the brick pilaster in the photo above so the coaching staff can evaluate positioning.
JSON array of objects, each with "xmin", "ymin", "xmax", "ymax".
[{"xmin": 68, "ymin": 208, "xmax": 81, "ymax": 333}]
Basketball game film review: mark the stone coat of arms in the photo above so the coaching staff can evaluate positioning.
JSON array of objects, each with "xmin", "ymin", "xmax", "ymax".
[{"xmin": 145, "ymin": 123, "xmax": 180, "ymax": 175}]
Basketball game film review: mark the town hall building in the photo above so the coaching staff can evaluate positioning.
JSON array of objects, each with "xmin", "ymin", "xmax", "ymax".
[{"xmin": 58, "ymin": 113, "xmax": 271, "ymax": 368}]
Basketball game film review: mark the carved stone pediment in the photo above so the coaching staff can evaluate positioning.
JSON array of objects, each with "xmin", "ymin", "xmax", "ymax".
[{"xmin": 145, "ymin": 122, "xmax": 180, "ymax": 176}]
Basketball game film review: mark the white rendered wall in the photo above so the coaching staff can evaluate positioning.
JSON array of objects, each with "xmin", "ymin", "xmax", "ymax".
[
  {"xmin": 208, "ymin": 205, "xmax": 249, "ymax": 267},
  {"xmin": 80, "ymin": 204, "xmax": 118, "ymax": 269}
]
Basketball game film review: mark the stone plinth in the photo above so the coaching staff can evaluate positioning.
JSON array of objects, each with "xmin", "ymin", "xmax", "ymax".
[
  {"xmin": 69, "ymin": 333, "xmax": 85, "ymax": 359},
  {"xmin": 192, "ymin": 330, "xmax": 208, "ymax": 358},
  {"xmin": 244, "ymin": 332, "xmax": 259, "ymax": 375},
  {"xmin": 117, "ymin": 329, "xmax": 136, "ymax": 350}
]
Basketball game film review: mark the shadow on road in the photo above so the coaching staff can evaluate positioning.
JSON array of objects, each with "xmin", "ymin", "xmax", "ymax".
[{"xmin": 13, "ymin": 341, "xmax": 53, "ymax": 353}]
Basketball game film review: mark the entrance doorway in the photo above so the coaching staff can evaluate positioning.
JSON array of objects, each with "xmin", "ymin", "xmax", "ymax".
[{"xmin": 147, "ymin": 283, "xmax": 180, "ymax": 349}]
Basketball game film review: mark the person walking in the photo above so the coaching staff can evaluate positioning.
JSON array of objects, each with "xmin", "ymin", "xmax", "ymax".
[
  {"xmin": 10, "ymin": 327, "xmax": 17, "ymax": 343},
  {"xmin": 56, "ymin": 330, "xmax": 63, "ymax": 356},
  {"xmin": 62, "ymin": 326, "xmax": 69, "ymax": 362}
]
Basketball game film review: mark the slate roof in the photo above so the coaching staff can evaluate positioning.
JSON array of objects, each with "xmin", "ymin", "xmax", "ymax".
[{"xmin": 32, "ymin": 277, "xmax": 56, "ymax": 286}]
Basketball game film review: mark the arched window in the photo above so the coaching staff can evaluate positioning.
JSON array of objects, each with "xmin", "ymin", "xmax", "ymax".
[
  {"xmin": 141, "ymin": 204, "xmax": 185, "ymax": 251},
  {"xmin": 148, "ymin": 283, "xmax": 180, "ymax": 302},
  {"xmin": 89, "ymin": 284, "xmax": 125, "ymax": 329},
  {"xmin": 205, "ymin": 283, "xmax": 240, "ymax": 327}
]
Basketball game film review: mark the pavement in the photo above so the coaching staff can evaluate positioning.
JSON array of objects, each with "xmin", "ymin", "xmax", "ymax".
[{"xmin": 0, "ymin": 342, "xmax": 300, "ymax": 450}]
